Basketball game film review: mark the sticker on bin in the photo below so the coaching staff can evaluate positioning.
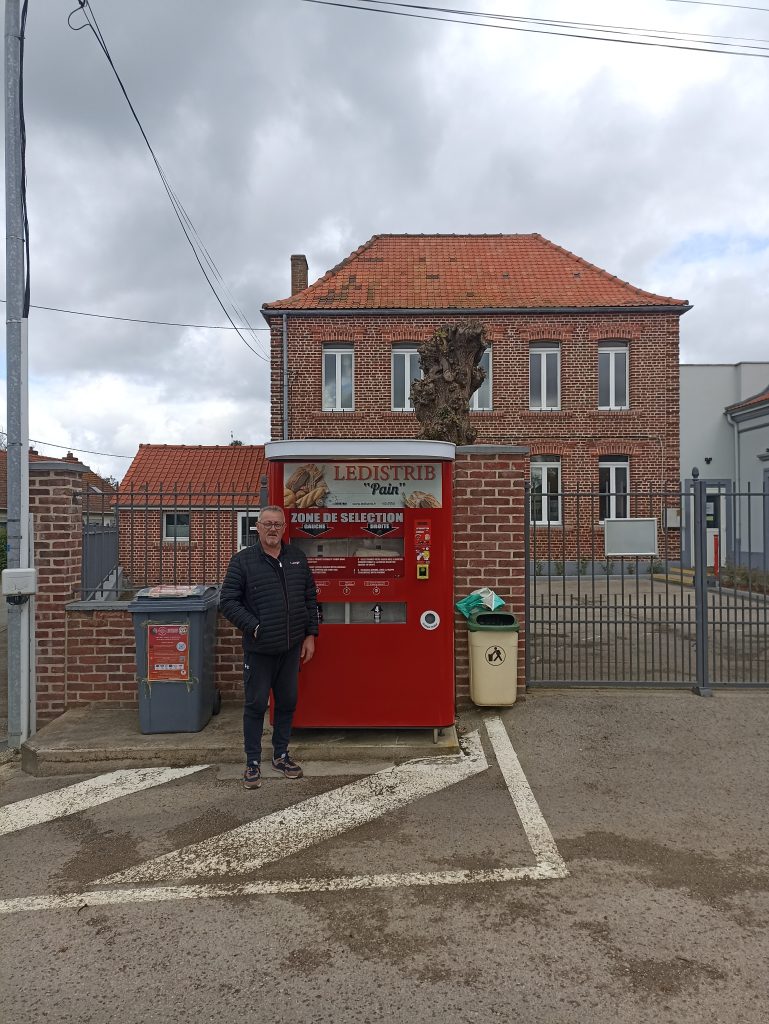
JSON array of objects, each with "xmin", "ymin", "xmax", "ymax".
[{"xmin": 147, "ymin": 624, "xmax": 190, "ymax": 681}]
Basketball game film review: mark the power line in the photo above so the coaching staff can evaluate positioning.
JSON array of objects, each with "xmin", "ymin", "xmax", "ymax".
[
  {"xmin": 304, "ymin": 0, "xmax": 769, "ymax": 57},
  {"xmin": 67, "ymin": 2, "xmax": 270, "ymax": 361},
  {"xmin": 0, "ymin": 297, "xmax": 270, "ymax": 331},
  {"xmin": 0, "ymin": 434, "xmax": 133, "ymax": 459},
  {"xmin": 668, "ymin": 1, "xmax": 769, "ymax": 12}
]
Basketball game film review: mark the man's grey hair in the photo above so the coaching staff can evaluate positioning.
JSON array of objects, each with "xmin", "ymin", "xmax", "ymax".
[{"xmin": 258, "ymin": 505, "xmax": 285, "ymax": 522}]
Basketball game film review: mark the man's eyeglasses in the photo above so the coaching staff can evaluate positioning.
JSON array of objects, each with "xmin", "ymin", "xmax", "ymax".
[{"xmin": 259, "ymin": 521, "xmax": 284, "ymax": 531}]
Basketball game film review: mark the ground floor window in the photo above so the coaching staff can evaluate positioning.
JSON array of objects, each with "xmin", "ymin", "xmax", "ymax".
[
  {"xmin": 531, "ymin": 457, "xmax": 561, "ymax": 525},
  {"xmin": 163, "ymin": 512, "xmax": 190, "ymax": 541},
  {"xmin": 238, "ymin": 512, "xmax": 259, "ymax": 549},
  {"xmin": 599, "ymin": 457, "xmax": 629, "ymax": 520}
]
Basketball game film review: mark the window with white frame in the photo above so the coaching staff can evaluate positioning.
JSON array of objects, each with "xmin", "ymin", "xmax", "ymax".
[
  {"xmin": 529, "ymin": 344, "xmax": 560, "ymax": 410},
  {"xmin": 470, "ymin": 347, "xmax": 492, "ymax": 411},
  {"xmin": 530, "ymin": 457, "xmax": 561, "ymax": 525},
  {"xmin": 238, "ymin": 512, "xmax": 259, "ymax": 550},
  {"xmin": 163, "ymin": 512, "xmax": 190, "ymax": 541},
  {"xmin": 322, "ymin": 346, "xmax": 354, "ymax": 411},
  {"xmin": 599, "ymin": 457, "xmax": 629, "ymax": 520},
  {"xmin": 391, "ymin": 347, "xmax": 421, "ymax": 411},
  {"xmin": 598, "ymin": 343, "xmax": 628, "ymax": 409}
]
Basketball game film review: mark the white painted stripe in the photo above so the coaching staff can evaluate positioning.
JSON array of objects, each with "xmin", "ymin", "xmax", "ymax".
[
  {"xmin": 0, "ymin": 862, "xmax": 566, "ymax": 915},
  {"xmin": 0, "ymin": 766, "xmax": 208, "ymax": 837},
  {"xmin": 100, "ymin": 732, "xmax": 488, "ymax": 886},
  {"xmin": 483, "ymin": 715, "xmax": 568, "ymax": 876}
]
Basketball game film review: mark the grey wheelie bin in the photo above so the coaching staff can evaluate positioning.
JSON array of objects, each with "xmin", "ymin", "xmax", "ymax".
[
  {"xmin": 129, "ymin": 584, "xmax": 221, "ymax": 734},
  {"xmin": 467, "ymin": 609, "xmax": 519, "ymax": 706}
]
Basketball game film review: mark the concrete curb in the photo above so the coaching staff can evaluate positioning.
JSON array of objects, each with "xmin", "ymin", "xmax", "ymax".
[{"xmin": 20, "ymin": 705, "xmax": 461, "ymax": 777}]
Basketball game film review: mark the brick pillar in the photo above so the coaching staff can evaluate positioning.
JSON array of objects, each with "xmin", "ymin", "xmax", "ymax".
[
  {"xmin": 453, "ymin": 446, "xmax": 529, "ymax": 707},
  {"xmin": 29, "ymin": 462, "xmax": 85, "ymax": 722}
]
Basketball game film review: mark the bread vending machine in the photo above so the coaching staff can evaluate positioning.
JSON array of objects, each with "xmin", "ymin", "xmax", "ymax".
[{"xmin": 265, "ymin": 440, "xmax": 456, "ymax": 728}]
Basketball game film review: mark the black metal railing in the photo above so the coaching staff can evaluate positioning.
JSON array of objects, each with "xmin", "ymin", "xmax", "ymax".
[
  {"xmin": 524, "ymin": 480, "xmax": 768, "ymax": 688},
  {"xmin": 80, "ymin": 480, "xmax": 266, "ymax": 600}
]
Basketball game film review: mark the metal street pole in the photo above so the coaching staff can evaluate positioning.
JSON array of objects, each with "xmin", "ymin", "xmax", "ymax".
[{"xmin": 5, "ymin": 0, "xmax": 32, "ymax": 746}]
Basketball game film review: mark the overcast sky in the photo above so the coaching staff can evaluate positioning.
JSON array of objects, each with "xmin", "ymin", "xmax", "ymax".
[{"xmin": 2, "ymin": 0, "xmax": 769, "ymax": 480}]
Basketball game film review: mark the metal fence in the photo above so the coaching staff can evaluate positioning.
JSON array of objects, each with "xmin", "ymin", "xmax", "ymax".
[
  {"xmin": 80, "ymin": 482, "xmax": 266, "ymax": 600},
  {"xmin": 525, "ymin": 477, "xmax": 769, "ymax": 689},
  {"xmin": 81, "ymin": 523, "xmax": 119, "ymax": 599}
]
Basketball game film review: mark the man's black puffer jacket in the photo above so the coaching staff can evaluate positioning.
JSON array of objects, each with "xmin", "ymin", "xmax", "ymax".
[{"xmin": 219, "ymin": 540, "xmax": 318, "ymax": 654}]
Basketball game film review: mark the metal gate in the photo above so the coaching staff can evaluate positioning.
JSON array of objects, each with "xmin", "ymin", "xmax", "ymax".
[{"xmin": 524, "ymin": 475, "xmax": 769, "ymax": 689}]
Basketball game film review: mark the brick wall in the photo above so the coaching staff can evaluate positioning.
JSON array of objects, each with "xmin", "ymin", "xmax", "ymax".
[
  {"xmin": 60, "ymin": 607, "xmax": 245, "ymax": 714},
  {"xmin": 30, "ymin": 464, "xmax": 84, "ymax": 723},
  {"xmin": 453, "ymin": 447, "xmax": 528, "ymax": 703},
  {"xmin": 32, "ymin": 452, "xmax": 528, "ymax": 720},
  {"xmin": 268, "ymin": 311, "xmax": 681, "ymax": 558},
  {"xmin": 118, "ymin": 505, "xmax": 255, "ymax": 589}
]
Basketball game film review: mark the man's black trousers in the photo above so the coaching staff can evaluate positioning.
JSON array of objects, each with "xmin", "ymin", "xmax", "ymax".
[{"xmin": 243, "ymin": 642, "xmax": 302, "ymax": 765}]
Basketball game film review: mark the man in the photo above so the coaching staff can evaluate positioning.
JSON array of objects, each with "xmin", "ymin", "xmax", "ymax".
[{"xmin": 220, "ymin": 505, "xmax": 318, "ymax": 790}]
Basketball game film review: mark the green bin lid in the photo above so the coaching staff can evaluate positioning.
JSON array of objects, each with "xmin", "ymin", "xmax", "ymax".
[{"xmin": 467, "ymin": 610, "xmax": 519, "ymax": 631}]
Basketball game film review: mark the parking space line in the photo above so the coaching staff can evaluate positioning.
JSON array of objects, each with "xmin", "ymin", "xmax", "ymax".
[
  {"xmin": 0, "ymin": 718, "xmax": 567, "ymax": 914},
  {"xmin": 0, "ymin": 862, "xmax": 565, "ymax": 914},
  {"xmin": 0, "ymin": 766, "xmax": 208, "ymax": 837},
  {"xmin": 484, "ymin": 715, "xmax": 568, "ymax": 877},
  {"xmin": 100, "ymin": 732, "xmax": 488, "ymax": 886}
]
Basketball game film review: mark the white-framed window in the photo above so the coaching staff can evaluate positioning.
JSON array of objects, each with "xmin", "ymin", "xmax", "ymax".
[
  {"xmin": 598, "ymin": 343, "xmax": 628, "ymax": 409},
  {"xmin": 391, "ymin": 347, "xmax": 421, "ymax": 411},
  {"xmin": 470, "ymin": 347, "xmax": 492, "ymax": 411},
  {"xmin": 163, "ymin": 512, "xmax": 190, "ymax": 541},
  {"xmin": 599, "ymin": 457, "xmax": 629, "ymax": 520},
  {"xmin": 323, "ymin": 346, "xmax": 354, "ymax": 411},
  {"xmin": 238, "ymin": 512, "xmax": 259, "ymax": 550},
  {"xmin": 529, "ymin": 344, "xmax": 560, "ymax": 410},
  {"xmin": 530, "ymin": 457, "xmax": 561, "ymax": 525}
]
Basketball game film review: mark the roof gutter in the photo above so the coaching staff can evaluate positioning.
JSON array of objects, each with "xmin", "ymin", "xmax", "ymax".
[{"xmin": 262, "ymin": 304, "xmax": 692, "ymax": 319}]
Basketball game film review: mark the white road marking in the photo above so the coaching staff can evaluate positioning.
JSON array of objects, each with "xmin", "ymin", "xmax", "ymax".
[
  {"xmin": 99, "ymin": 732, "xmax": 488, "ymax": 886},
  {"xmin": 0, "ymin": 863, "xmax": 565, "ymax": 915},
  {"xmin": 484, "ymin": 715, "xmax": 568, "ymax": 877},
  {"xmin": 0, "ymin": 766, "xmax": 208, "ymax": 837},
  {"xmin": 0, "ymin": 716, "xmax": 568, "ymax": 914}
]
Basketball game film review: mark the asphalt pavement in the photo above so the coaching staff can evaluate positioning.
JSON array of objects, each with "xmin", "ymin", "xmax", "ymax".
[{"xmin": 1, "ymin": 689, "xmax": 768, "ymax": 1024}]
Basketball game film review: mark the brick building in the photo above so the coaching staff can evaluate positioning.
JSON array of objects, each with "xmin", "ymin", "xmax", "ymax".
[
  {"xmin": 262, "ymin": 234, "xmax": 690, "ymax": 560},
  {"xmin": 117, "ymin": 444, "xmax": 266, "ymax": 589}
]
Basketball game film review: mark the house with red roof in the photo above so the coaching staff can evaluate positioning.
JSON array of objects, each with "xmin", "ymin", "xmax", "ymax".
[
  {"xmin": 117, "ymin": 444, "xmax": 267, "ymax": 589},
  {"xmin": 262, "ymin": 234, "xmax": 690, "ymax": 562}
]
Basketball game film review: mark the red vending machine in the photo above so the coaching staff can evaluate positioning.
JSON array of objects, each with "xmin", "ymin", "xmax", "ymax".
[{"xmin": 266, "ymin": 440, "xmax": 456, "ymax": 728}]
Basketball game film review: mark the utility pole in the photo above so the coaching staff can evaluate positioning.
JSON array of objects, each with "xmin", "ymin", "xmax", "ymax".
[{"xmin": 4, "ymin": 0, "xmax": 33, "ymax": 746}]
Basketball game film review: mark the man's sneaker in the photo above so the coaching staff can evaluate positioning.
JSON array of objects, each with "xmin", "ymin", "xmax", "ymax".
[
  {"xmin": 243, "ymin": 764, "xmax": 262, "ymax": 789},
  {"xmin": 271, "ymin": 753, "xmax": 303, "ymax": 779}
]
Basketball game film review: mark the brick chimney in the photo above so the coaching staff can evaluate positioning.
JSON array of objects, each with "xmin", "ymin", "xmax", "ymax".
[{"xmin": 290, "ymin": 254, "xmax": 308, "ymax": 295}]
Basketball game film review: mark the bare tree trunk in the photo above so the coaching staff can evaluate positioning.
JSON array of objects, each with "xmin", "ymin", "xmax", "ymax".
[{"xmin": 410, "ymin": 321, "xmax": 488, "ymax": 445}]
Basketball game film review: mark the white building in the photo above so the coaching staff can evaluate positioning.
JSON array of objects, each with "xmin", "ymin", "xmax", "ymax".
[{"xmin": 680, "ymin": 363, "xmax": 769, "ymax": 568}]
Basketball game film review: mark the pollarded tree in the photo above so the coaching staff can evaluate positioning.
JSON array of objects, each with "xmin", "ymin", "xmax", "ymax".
[{"xmin": 410, "ymin": 321, "xmax": 488, "ymax": 445}]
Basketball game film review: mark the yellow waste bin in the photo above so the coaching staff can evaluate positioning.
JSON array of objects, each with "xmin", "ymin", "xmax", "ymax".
[{"xmin": 467, "ymin": 610, "xmax": 519, "ymax": 706}]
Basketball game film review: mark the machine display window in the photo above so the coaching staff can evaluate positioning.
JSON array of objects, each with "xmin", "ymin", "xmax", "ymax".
[
  {"xmin": 293, "ymin": 536, "xmax": 405, "ymax": 580},
  {"xmin": 319, "ymin": 601, "xmax": 407, "ymax": 624},
  {"xmin": 294, "ymin": 538, "xmax": 349, "ymax": 559}
]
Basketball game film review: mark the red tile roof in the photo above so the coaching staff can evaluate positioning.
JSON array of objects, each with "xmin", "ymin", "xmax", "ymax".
[
  {"xmin": 263, "ymin": 234, "xmax": 688, "ymax": 312},
  {"xmin": 726, "ymin": 384, "xmax": 769, "ymax": 414},
  {"xmin": 119, "ymin": 445, "xmax": 267, "ymax": 506}
]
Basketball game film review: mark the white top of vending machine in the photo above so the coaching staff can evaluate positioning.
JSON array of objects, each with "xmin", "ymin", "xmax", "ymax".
[{"xmin": 265, "ymin": 440, "xmax": 456, "ymax": 461}]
